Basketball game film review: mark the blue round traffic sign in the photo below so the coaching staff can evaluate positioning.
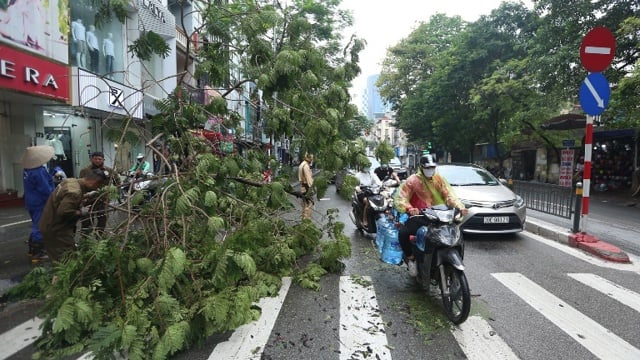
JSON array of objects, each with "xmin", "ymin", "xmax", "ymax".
[{"xmin": 579, "ymin": 73, "xmax": 610, "ymax": 116}]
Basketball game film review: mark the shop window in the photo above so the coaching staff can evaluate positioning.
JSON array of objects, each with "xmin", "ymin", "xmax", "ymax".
[{"xmin": 70, "ymin": 4, "xmax": 124, "ymax": 83}]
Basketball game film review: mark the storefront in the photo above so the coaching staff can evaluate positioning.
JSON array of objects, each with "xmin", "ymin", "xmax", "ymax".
[{"xmin": 0, "ymin": 44, "xmax": 71, "ymax": 202}]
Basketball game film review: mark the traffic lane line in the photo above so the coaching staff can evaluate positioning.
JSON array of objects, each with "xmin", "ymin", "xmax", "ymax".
[
  {"xmin": 0, "ymin": 317, "xmax": 43, "ymax": 360},
  {"xmin": 493, "ymin": 272, "xmax": 640, "ymax": 360},
  {"xmin": 451, "ymin": 315, "xmax": 519, "ymax": 360},
  {"xmin": 568, "ymin": 273, "xmax": 640, "ymax": 311},
  {"xmin": 339, "ymin": 275, "xmax": 391, "ymax": 360},
  {"xmin": 208, "ymin": 277, "xmax": 292, "ymax": 360}
]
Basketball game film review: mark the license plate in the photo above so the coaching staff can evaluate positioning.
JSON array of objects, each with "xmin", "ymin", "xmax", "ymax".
[{"xmin": 484, "ymin": 216, "xmax": 509, "ymax": 224}]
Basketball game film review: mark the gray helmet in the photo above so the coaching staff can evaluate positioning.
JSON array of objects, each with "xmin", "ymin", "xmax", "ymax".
[{"xmin": 420, "ymin": 154, "xmax": 437, "ymax": 168}]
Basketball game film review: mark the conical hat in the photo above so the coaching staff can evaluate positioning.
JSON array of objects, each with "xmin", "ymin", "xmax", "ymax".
[{"xmin": 21, "ymin": 145, "xmax": 55, "ymax": 169}]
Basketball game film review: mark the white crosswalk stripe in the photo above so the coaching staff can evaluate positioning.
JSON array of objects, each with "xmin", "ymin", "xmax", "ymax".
[
  {"xmin": 208, "ymin": 277, "xmax": 292, "ymax": 359},
  {"xmin": 1, "ymin": 273, "xmax": 639, "ymax": 360},
  {"xmin": 339, "ymin": 276, "xmax": 392, "ymax": 360},
  {"xmin": 493, "ymin": 272, "xmax": 640, "ymax": 360},
  {"xmin": 451, "ymin": 315, "xmax": 519, "ymax": 360},
  {"xmin": 0, "ymin": 317, "xmax": 43, "ymax": 360},
  {"xmin": 568, "ymin": 273, "xmax": 640, "ymax": 310}
]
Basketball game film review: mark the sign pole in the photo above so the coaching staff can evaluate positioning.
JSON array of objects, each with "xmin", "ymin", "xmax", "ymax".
[{"xmin": 580, "ymin": 115, "xmax": 595, "ymax": 232}]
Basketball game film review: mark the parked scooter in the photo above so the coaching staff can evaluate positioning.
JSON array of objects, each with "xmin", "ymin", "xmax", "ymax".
[
  {"xmin": 349, "ymin": 184, "xmax": 393, "ymax": 233},
  {"xmin": 119, "ymin": 171, "xmax": 155, "ymax": 204},
  {"xmin": 349, "ymin": 175, "xmax": 401, "ymax": 233},
  {"xmin": 409, "ymin": 204, "xmax": 470, "ymax": 324}
]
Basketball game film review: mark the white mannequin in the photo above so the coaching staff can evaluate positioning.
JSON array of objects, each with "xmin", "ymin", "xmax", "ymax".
[
  {"xmin": 47, "ymin": 134, "xmax": 66, "ymax": 160},
  {"xmin": 71, "ymin": 18, "xmax": 87, "ymax": 67},
  {"xmin": 86, "ymin": 25, "xmax": 99, "ymax": 72},
  {"xmin": 102, "ymin": 33, "xmax": 115, "ymax": 76}
]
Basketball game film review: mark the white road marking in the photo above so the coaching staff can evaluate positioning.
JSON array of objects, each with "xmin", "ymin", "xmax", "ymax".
[
  {"xmin": 493, "ymin": 272, "xmax": 640, "ymax": 360},
  {"xmin": 451, "ymin": 315, "xmax": 519, "ymax": 360},
  {"xmin": 0, "ymin": 317, "xmax": 43, "ymax": 360},
  {"xmin": 524, "ymin": 230, "xmax": 640, "ymax": 273},
  {"xmin": 208, "ymin": 277, "xmax": 292, "ymax": 360},
  {"xmin": 0, "ymin": 219, "xmax": 30, "ymax": 229},
  {"xmin": 585, "ymin": 46, "xmax": 611, "ymax": 55},
  {"xmin": 339, "ymin": 276, "xmax": 391, "ymax": 360},
  {"xmin": 568, "ymin": 273, "xmax": 640, "ymax": 311}
]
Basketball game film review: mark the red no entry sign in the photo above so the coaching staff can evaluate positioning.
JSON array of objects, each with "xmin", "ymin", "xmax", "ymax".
[{"xmin": 580, "ymin": 27, "xmax": 615, "ymax": 72}]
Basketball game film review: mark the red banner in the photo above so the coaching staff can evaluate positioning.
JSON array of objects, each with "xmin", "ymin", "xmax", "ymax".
[{"xmin": 0, "ymin": 45, "xmax": 69, "ymax": 102}]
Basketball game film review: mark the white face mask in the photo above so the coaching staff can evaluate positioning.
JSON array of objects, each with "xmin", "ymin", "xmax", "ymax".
[{"xmin": 422, "ymin": 168, "xmax": 436, "ymax": 178}]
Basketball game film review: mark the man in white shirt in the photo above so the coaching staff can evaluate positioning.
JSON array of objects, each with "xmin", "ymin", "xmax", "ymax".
[{"xmin": 355, "ymin": 165, "xmax": 382, "ymax": 226}]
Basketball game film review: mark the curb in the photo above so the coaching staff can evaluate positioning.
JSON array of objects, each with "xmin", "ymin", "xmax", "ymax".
[
  {"xmin": 525, "ymin": 217, "xmax": 631, "ymax": 264},
  {"xmin": 568, "ymin": 232, "xmax": 631, "ymax": 263}
]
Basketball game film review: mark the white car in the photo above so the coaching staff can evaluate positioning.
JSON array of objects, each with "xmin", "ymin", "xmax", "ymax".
[{"xmin": 437, "ymin": 163, "xmax": 526, "ymax": 234}]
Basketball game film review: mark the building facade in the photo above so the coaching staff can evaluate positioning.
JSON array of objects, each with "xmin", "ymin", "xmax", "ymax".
[{"xmin": 0, "ymin": 0, "xmax": 183, "ymax": 205}]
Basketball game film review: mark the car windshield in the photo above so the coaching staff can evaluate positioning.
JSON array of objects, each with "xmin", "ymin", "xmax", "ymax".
[
  {"xmin": 366, "ymin": 156, "xmax": 381, "ymax": 170},
  {"xmin": 437, "ymin": 165, "xmax": 500, "ymax": 186},
  {"xmin": 389, "ymin": 158, "xmax": 402, "ymax": 167}
]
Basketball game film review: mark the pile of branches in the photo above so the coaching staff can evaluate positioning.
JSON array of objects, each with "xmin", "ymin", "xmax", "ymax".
[{"xmin": 11, "ymin": 130, "xmax": 350, "ymax": 359}]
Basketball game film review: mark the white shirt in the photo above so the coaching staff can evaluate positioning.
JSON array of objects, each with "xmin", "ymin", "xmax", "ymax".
[
  {"xmin": 86, "ymin": 31, "xmax": 98, "ymax": 50},
  {"xmin": 71, "ymin": 20, "xmax": 86, "ymax": 41},
  {"xmin": 103, "ymin": 38, "xmax": 114, "ymax": 56},
  {"xmin": 356, "ymin": 170, "xmax": 381, "ymax": 187}
]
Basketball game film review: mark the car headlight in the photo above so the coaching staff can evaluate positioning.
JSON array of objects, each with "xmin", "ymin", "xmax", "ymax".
[{"xmin": 515, "ymin": 194, "xmax": 525, "ymax": 208}]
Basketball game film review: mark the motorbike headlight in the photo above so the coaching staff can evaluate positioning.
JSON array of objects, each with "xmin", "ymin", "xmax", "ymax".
[{"xmin": 515, "ymin": 194, "xmax": 525, "ymax": 208}]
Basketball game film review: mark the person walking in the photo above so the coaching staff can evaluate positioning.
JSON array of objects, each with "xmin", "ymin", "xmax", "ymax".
[
  {"xmin": 298, "ymin": 153, "xmax": 314, "ymax": 220},
  {"xmin": 21, "ymin": 145, "xmax": 55, "ymax": 261},
  {"xmin": 79, "ymin": 151, "xmax": 120, "ymax": 235},
  {"xmin": 39, "ymin": 169, "xmax": 108, "ymax": 263}
]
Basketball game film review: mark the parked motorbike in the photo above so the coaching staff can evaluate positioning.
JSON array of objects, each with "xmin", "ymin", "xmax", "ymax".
[
  {"xmin": 409, "ymin": 205, "xmax": 470, "ymax": 324},
  {"xmin": 119, "ymin": 171, "xmax": 155, "ymax": 205},
  {"xmin": 349, "ymin": 176, "xmax": 401, "ymax": 233}
]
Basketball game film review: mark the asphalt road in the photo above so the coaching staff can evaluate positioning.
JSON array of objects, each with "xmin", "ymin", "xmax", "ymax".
[{"xmin": 1, "ymin": 186, "xmax": 640, "ymax": 360}]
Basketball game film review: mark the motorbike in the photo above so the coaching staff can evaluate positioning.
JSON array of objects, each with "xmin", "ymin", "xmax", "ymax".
[
  {"xmin": 349, "ymin": 180, "xmax": 397, "ymax": 233},
  {"xmin": 409, "ymin": 204, "xmax": 471, "ymax": 324},
  {"xmin": 119, "ymin": 171, "xmax": 155, "ymax": 205}
]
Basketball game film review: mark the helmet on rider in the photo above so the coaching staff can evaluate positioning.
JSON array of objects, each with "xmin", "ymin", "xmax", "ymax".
[{"xmin": 419, "ymin": 154, "xmax": 437, "ymax": 178}]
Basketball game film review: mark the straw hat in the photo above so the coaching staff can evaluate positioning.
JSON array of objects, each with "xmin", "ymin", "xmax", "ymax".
[{"xmin": 21, "ymin": 145, "xmax": 55, "ymax": 169}]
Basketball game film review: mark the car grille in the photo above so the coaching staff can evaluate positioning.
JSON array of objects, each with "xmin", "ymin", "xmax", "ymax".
[
  {"xmin": 461, "ymin": 214, "xmax": 523, "ymax": 232},
  {"xmin": 465, "ymin": 199, "xmax": 515, "ymax": 209}
]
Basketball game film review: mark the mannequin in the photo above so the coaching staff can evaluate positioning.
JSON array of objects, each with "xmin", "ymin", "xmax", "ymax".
[
  {"xmin": 47, "ymin": 134, "xmax": 66, "ymax": 160},
  {"xmin": 86, "ymin": 25, "xmax": 99, "ymax": 72},
  {"xmin": 71, "ymin": 18, "xmax": 87, "ymax": 67},
  {"xmin": 102, "ymin": 32, "xmax": 115, "ymax": 76}
]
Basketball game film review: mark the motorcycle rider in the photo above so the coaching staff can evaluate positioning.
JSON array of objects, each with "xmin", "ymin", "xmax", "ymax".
[
  {"xmin": 355, "ymin": 162, "xmax": 382, "ymax": 227},
  {"xmin": 395, "ymin": 154, "xmax": 468, "ymax": 277},
  {"xmin": 375, "ymin": 163, "xmax": 400, "ymax": 183},
  {"xmin": 129, "ymin": 153, "xmax": 151, "ymax": 178}
]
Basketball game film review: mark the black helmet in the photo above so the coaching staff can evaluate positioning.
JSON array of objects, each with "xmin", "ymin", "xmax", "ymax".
[{"xmin": 420, "ymin": 154, "xmax": 437, "ymax": 168}]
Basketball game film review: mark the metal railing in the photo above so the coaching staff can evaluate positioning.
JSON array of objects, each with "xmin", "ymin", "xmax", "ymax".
[{"xmin": 511, "ymin": 180, "xmax": 575, "ymax": 219}]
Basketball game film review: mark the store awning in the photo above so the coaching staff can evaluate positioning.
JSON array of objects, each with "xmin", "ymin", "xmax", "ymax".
[{"xmin": 541, "ymin": 113, "xmax": 586, "ymax": 130}]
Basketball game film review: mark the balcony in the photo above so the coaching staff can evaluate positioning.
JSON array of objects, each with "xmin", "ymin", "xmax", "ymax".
[{"xmin": 176, "ymin": 27, "xmax": 197, "ymax": 55}]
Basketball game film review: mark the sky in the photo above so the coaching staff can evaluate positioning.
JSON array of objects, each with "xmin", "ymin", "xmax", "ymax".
[{"xmin": 338, "ymin": 0, "xmax": 532, "ymax": 108}]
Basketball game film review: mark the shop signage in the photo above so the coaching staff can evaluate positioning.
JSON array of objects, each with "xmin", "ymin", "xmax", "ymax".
[
  {"xmin": 140, "ymin": 0, "xmax": 167, "ymax": 23},
  {"xmin": 138, "ymin": 0, "xmax": 175, "ymax": 38},
  {"xmin": 109, "ymin": 86, "xmax": 124, "ymax": 108},
  {"xmin": 0, "ymin": 45, "xmax": 69, "ymax": 102}
]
